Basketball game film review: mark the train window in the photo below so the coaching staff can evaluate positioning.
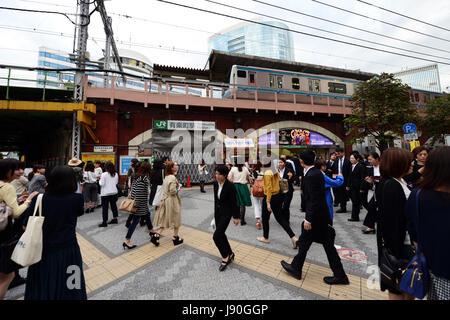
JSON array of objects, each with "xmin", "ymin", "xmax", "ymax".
[
  {"xmin": 249, "ymin": 73, "xmax": 255, "ymax": 85},
  {"xmin": 328, "ymin": 82, "xmax": 347, "ymax": 94},
  {"xmin": 237, "ymin": 70, "xmax": 247, "ymax": 78},
  {"xmin": 414, "ymin": 93, "xmax": 420, "ymax": 102},
  {"xmin": 277, "ymin": 76, "xmax": 283, "ymax": 88},
  {"xmin": 269, "ymin": 75, "xmax": 275, "ymax": 88},
  {"xmin": 308, "ymin": 79, "xmax": 320, "ymax": 92},
  {"xmin": 292, "ymin": 78, "xmax": 300, "ymax": 90}
]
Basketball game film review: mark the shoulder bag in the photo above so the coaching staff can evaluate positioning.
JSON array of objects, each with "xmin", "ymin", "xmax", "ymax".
[
  {"xmin": 11, "ymin": 194, "xmax": 45, "ymax": 267},
  {"xmin": 279, "ymin": 178, "xmax": 289, "ymax": 193},
  {"xmin": 152, "ymin": 169, "xmax": 165, "ymax": 207},
  {"xmin": 399, "ymin": 189, "xmax": 429, "ymax": 299},
  {"xmin": 119, "ymin": 182, "xmax": 137, "ymax": 213}
]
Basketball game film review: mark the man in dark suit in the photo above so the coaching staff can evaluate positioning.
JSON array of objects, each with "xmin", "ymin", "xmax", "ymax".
[
  {"xmin": 326, "ymin": 152, "xmax": 336, "ymax": 178},
  {"xmin": 278, "ymin": 158, "xmax": 295, "ymax": 224},
  {"xmin": 346, "ymin": 153, "xmax": 366, "ymax": 222},
  {"xmin": 291, "ymin": 153, "xmax": 302, "ymax": 186},
  {"xmin": 332, "ymin": 147, "xmax": 351, "ymax": 213},
  {"xmin": 281, "ymin": 149, "xmax": 349, "ymax": 285},
  {"xmin": 213, "ymin": 165, "xmax": 240, "ymax": 272}
]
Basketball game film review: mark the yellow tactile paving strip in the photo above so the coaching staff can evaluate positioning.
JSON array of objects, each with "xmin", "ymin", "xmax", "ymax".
[
  {"xmin": 181, "ymin": 225, "xmax": 388, "ymax": 300},
  {"xmin": 17, "ymin": 226, "xmax": 387, "ymax": 300}
]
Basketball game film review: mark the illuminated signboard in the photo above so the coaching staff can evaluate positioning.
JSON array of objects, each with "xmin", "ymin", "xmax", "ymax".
[{"xmin": 259, "ymin": 129, "xmax": 334, "ymax": 146}]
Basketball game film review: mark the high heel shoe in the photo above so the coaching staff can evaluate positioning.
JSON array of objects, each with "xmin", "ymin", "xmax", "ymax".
[
  {"xmin": 172, "ymin": 235, "xmax": 184, "ymax": 246},
  {"xmin": 150, "ymin": 233, "xmax": 160, "ymax": 246},
  {"xmin": 227, "ymin": 252, "xmax": 235, "ymax": 265},
  {"xmin": 122, "ymin": 242, "xmax": 137, "ymax": 250},
  {"xmin": 219, "ymin": 260, "xmax": 228, "ymax": 272}
]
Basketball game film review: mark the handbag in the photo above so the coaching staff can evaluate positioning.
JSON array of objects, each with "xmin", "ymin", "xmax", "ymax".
[
  {"xmin": 119, "ymin": 198, "xmax": 136, "ymax": 213},
  {"xmin": 379, "ymin": 245, "xmax": 408, "ymax": 292},
  {"xmin": 11, "ymin": 194, "xmax": 45, "ymax": 267},
  {"xmin": 152, "ymin": 185, "xmax": 163, "ymax": 207},
  {"xmin": 399, "ymin": 189, "xmax": 429, "ymax": 299},
  {"xmin": 279, "ymin": 178, "xmax": 289, "ymax": 193},
  {"xmin": 252, "ymin": 179, "xmax": 264, "ymax": 197}
]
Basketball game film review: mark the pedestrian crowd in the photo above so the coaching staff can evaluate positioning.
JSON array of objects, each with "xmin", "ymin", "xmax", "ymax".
[{"xmin": 0, "ymin": 145, "xmax": 449, "ymax": 300}]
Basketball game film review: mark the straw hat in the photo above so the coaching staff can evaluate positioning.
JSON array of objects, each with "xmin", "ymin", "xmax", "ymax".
[{"xmin": 68, "ymin": 158, "xmax": 82, "ymax": 167}]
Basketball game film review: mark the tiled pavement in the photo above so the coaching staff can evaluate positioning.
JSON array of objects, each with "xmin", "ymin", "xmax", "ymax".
[{"xmin": 5, "ymin": 185, "xmax": 387, "ymax": 300}]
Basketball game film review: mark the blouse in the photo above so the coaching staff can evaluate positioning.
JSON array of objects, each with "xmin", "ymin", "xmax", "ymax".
[
  {"xmin": 229, "ymin": 166, "xmax": 250, "ymax": 184},
  {"xmin": 0, "ymin": 181, "xmax": 29, "ymax": 218},
  {"xmin": 263, "ymin": 169, "xmax": 280, "ymax": 202}
]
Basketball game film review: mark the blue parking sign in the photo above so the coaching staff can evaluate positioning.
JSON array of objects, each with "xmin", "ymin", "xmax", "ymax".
[{"xmin": 403, "ymin": 123, "xmax": 417, "ymax": 134}]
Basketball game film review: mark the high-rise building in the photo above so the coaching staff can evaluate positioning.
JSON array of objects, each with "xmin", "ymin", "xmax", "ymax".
[
  {"xmin": 208, "ymin": 20, "xmax": 295, "ymax": 61},
  {"xmin": 394, "ymin": 64, "xmax": 442, "ymax": 93}
]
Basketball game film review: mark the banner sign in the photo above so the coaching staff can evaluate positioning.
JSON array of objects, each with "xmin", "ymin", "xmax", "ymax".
[
  {"xmin": 259, "ymin": 129, "xmax": 334, "ymax": 146},
  {"xmin": 93, "ymin": 146, "xmax": 114, "ymax": 153},
  {"xmin": 153, "ymin": 120, "xmax": 216, "ymax": 131},
  {"xmin": 224, "ymin": 138, "xmax": 255, "ymax": 148}
]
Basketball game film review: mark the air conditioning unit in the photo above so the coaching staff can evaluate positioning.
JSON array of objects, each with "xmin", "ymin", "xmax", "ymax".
[{"xmin": 364, "ymin": 135, "xmax": 376, "ymax": 146}]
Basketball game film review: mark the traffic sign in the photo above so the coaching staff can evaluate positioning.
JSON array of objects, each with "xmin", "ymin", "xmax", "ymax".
[
  {"xmin": 404, "ymin": 133, "xmax": 418, "ymax": 141},
  {"xmin": 403, "ymin": 123, "xmax": 417, "ymax": 134}
]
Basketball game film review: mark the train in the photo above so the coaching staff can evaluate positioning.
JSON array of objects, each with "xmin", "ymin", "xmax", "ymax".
[{"xmin": 224, "ymin": 65, "xmax": 361, "ymax": 103}]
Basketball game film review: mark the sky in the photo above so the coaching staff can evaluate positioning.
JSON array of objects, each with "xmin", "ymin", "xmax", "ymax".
[{"xmin": 0, "ymin": 0, "xmax": 449, "ymax": 90}]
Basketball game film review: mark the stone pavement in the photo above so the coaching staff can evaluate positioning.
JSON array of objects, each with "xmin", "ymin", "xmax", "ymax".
[{"xmin": 5, "ymin": 185, "xmax": 387, "ymax": 300}]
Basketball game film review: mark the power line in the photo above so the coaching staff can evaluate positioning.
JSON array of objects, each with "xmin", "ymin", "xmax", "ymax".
[
  {"xmin": 110, "ymin": 12, "xmax": 406, "ymax": 69},
  {"xmin": 156, "ymin": 0, "xmax": 450, "ymax": 66},
  {"xmin": 311, "ymin": 0, "xmax": 450, "ymax": 43},
  {"xmin": 0, "ymin": 6, "xmax": 79, "ymax": 25},
  {"xmin": 205, "ymin": 0, "xmax": 450, "ymax": 62},
  {"xmin": 356, "ymin": 0, "xmax": 450, "ymax": 32},
  {"xmin": 0, "ymin": 24, "xmax": 210, "ymax": 57},
  {"xmin": 13, "ymin": 0, "xmax": 73, "ymax": 9},
  {"xmin": 253, "ymin": 0, "xmax": 450, "ymax": 55}
]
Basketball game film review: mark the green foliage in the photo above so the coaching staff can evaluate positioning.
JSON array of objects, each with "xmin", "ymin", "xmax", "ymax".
[
  {"xmin": 423, "ymin": 94, "xmax": 450, "ymax": 145},
  {"xmin": 344, "ymin": 73, "xmax": 420, "ymax": 152}
]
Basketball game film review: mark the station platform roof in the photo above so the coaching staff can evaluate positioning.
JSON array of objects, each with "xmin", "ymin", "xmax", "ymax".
[{"xmin": 153, "ymin": 50, "xmax": 376, "ymax": 83}]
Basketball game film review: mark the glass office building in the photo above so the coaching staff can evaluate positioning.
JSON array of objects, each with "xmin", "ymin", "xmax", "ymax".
[
  {"xmin": 208, "ymin": 20, "xmax": 295, "ymax": 61},
  {"xmin": 394, "ymin": 64, "xmax": 442, "ymax": 93}
]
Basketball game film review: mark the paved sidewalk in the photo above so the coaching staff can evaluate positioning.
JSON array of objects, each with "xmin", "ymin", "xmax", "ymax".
[{"xmin": 5, "ymin": 185, "xmax": 387, "ymax": 300}]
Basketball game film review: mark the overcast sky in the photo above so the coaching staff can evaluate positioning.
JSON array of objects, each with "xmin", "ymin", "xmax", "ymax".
[{"xmin": 1, "ymin": 0, "xmax": 449, "ymax": 90}]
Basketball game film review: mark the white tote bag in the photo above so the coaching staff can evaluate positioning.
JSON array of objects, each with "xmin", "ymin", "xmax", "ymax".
[
  {"xmin": 11, "ymin": 194, "xmax": 45, "ymax": 267},
  {"xmin": 152, "ymin": 185, "xmax": 163, "ymax": 207}
]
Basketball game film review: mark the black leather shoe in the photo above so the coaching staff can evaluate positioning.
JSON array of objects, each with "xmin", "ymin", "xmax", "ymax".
[
  {"xmin": 323, "ymin": 276, "xmax": 350, "ymax": 285},
  {"xmin": 98, "ymin": 222, "xmax": 108, "ymax": 227},
  {"xmin": 362, "ymin": 228, "xmax": 376, "ymax": 234},
  {"xmin": 219, "ymin": 260, "xmax": 228, "ymax": 272},
  {"xmin": 347, "ymin": 218, "xmax": 360, "ymax": 222},
  {"xmin": 108, "ymin": 218, "xmax": 118, "ymax": 224},
  {"xmin": 280, "ymin": 260, "xmax": 302, "ymax": 280},
  {"xmin": 333, "ymin": 203, "xmax": 339, "ymax": 207},
  {"xmin": 336, "ymin": 209, "xmax": 347, "ymax": 213}
]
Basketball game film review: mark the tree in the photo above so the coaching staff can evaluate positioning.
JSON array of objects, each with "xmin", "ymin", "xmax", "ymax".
[
  {"xmin": 423, "ymin": 94, "xmax": 450, "ymax": 145},
  {"xmin": 344, "ymin": 73, "xmax": 420, "ymax": 153}
]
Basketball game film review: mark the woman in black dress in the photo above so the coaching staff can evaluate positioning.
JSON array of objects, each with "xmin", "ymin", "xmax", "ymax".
[
  {"xmin": 376, "ymin": 148, "xmax": 415, "ymax": 300},
  {"xmin": 404, "ymin": 146, "xmax": 428, "ymax": 188},
  {"xmin": 23, "ymin": 165, "xmax": 87, "ymax": 300}
]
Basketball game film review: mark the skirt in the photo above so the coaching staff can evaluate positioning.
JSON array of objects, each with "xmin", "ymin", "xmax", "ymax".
[
  {"xmin": 429, "ymin": 271, "xmax": 450, "ymax": 300},
  {"xmin": 25, "ymin": 242, "xmax": 87, "ymax": 300},
  {"xmin": 234, "ymin": 183, "xmax": 252, "ymax": 207}
]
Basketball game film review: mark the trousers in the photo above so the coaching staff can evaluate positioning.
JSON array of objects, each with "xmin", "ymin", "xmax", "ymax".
[
  {"xmin": 101, "ymin": 194, "xmax": 118, "ymax": 223},
  {"xmin": 291, "ymin": 222, "xmax": 346, "ymax": 278},
  {"xmin": 213, "ymin": 214, "xmax": 233, "ymax": 259},
  {"xmin": 262, "ymin": 193, "xmax": 295, "ymax": 239}
]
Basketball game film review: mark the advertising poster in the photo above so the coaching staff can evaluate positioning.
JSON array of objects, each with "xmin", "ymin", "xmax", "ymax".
[{"xmin": 81, "ymin": 153, "xmax": 115, "ymax": 165}]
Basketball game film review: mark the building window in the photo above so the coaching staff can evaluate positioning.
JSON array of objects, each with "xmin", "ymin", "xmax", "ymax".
[
  {"xmin": 237, "ymin": 70, "xmax": 247, "ymax": 78},
  {"xmin": 423, "ymin": 94, "xmax": 430, "ymax": 103},
  {"xmin": 328, "ymin": 82, "xmax": 347, "ymax": 94},
  {"xmin": 292, "ymin": 78, "xmax": 300, "ymax": 90},
  {"xmin": 410, "ymin": 93, "xmax": 415, "ymax": 102},
  {"xmin": 269, "ymin": 75, "xmax": 275, "ymax": 88},
  {"xmin": 249, "ymin": 73, "xmax": 255, "ymax": 85},
  {"xmin": 414, "ymin": 93, "xmax": 420, "ymax": 102},
  {"xmin": 308, "ymin": 79, "xmax": 320, "ymax": 92},
  {"xmin": 277, "ymin": 76, "xmax": 283, "ymax": 89}
]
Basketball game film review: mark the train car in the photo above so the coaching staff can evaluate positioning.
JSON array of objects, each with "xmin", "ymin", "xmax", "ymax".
[{"xmin": 224, "ymin": 65, "xmax": 361, "ymax": 105}]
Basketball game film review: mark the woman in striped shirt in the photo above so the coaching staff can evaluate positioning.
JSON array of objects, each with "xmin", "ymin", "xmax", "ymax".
[{"xmin": 123, "ymin": 162, "xmax": 157, "ymax": 250}]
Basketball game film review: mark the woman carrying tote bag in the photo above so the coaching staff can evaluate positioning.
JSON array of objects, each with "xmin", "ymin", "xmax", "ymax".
[{"xmin": 21, "ymin": 166, "xmax": 86, "ymax": 300}]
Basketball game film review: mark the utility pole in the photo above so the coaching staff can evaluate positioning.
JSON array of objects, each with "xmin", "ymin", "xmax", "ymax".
[
  {"xmin": 72, "ymin": 0, "xmax": 90, "ymax": 159},
  {"xmin": 96, "ymin": 0, "xmax": 126, "ymax": 85}
]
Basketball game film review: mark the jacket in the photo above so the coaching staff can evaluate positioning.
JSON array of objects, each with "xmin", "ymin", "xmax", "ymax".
[
  {"xmin": 303, "ymin": 167, "xmax": 331, "ymax": 227},
  {"xmin": 347, "ymin": 163, "xmax": 366, "ymax": 190},
  {"xmin": 213, "ymin": 179, "xmax": 240, "ymax": 220}
]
